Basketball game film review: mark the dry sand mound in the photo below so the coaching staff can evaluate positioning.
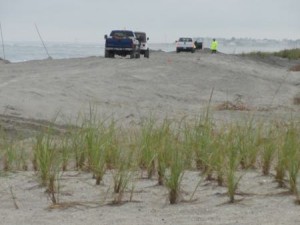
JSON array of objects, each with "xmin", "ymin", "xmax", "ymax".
[
  {"xmin": 0, "ymin": 51, "xmax": 299, "ymax": 124},
  {"xmin": 1, "ymin": 52, "xmax": 300, "ymax": 225}
]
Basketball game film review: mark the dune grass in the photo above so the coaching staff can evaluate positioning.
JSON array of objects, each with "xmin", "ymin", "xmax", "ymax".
[
  {"xmin": 1, "ymin": 109, "xmax": 300, "ymax": 206},
  {"xmin": 274, "ymin": 49, "xmax": 300, "ymax": 60},
  {"xmin": 242, "ymin": 48, "xmax": 300, "ymax": 60}
]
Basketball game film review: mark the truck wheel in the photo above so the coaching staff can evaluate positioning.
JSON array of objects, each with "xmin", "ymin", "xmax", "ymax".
[
  {"xmin": 191, "ymin": 49, "xmax": 195, "ymax": 53},
  {"xmin": 176, "ymin": 49, "xmax": 180, "ymax": 53},
  {"xmin": 144, "ymin": 49, "xmax": 150, "ymax": 58},
  {"xmin": 110, "ymin": 52, "xmax": 115, "ymax": 58},
  {"xmin": 135, "ymin": 51, "xmax": 141, "ymax": 58},
  {"xmin": 130, "ymin": 51, "xmax": 135, "ymax": 59},
  {"xmin": 105, "ymin": 50, "xmax": 109, "ymax": 58}
]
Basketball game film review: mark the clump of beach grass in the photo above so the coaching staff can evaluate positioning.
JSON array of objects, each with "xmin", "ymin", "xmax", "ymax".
[
  {"xmin": 165, "ymin": 140, "xmax": 185, "ymax": 204},
  {"xmin": 85, "ymin": 126, "xmax": 106, "ymax": 184},
  {"xmin": 2, "ymin": 139, "xmax": 18, "ymax": 171},
  {"xmin": 137, "ymin": 117, "xmax": 157, "ymax": 179},
  {"xmin": 210, "ymin": 128, "xmax": 226, "ymax": 186},
  {"xmin": 183, "ymin": 111, "xmax": 215, "ymax": 180},
  {"xmin": 259, "ymin": 124, "xmax": 278, "ymax": 176},
  {"xmin": 0, "ymin": 131, "xmax": 28, "ymax": 171},
  {"xmin": 33, "ymin": 130, "xmax": 58, "ymax": 186},
  {"xmin": 32, "ymin": 128, "xmax": 62, "ymax": 204},
  {"xmin": 3, "ymin": 104, "xmax": 300, "ymax": 207},
  {"xmin": 223, "ymin": 126, "xmax": 243, "ymax": 203},
  {"xmin": 235, "ymin": 119, "xmax": 261, "ymax": 170},
  {"xmin": 242, "ymin": 48, "xmax": 300, "ymax": 60},
  {"xmin": 274, "ymin": 48, "xmax": 300, "ymax": 60},
  {"xmin": 155, "ymin": 119, "xmax": 174, "ymax": 185},
  {"xmin": 58, "ymin": 135, "xmax": 71, "ymax": 171},
  {"xmin": 111, "ymin": 146, "xmax": 135, "ymax": 205},
  {"xmin": 282, "ymin": 121, "xmax": 300, "ymax": 195}
]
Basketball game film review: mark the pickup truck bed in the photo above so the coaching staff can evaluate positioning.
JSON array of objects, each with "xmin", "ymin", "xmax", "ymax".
[{"xmin": 104, "ymin": 30, "xmax": 140, "ymax": 58}]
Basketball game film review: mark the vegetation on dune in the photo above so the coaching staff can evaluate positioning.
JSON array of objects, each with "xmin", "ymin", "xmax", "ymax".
[
  {"xmin": 274, "ymin": 49, "xmax": 300, "ymax": 60},
  {"xmin": 242, "ymin": 48, "xmax": 300, "ymax": 60},
  {"xmin": 1, "ymin": 109, "xmax": 300, "ymax": 206}
]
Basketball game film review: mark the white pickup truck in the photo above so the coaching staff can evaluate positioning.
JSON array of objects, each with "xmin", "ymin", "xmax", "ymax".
[{"xmin": 176, "ymin": 37, "xmax": 195, "ymax": 53}]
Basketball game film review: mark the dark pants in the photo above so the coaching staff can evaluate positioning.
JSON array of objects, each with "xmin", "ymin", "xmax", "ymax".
[{"xmin": 211, "ymin": 50, "xmax": 217, "ymax": 54}]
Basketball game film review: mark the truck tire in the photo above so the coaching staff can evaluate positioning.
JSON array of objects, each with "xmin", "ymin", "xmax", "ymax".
[
  {"xmin": 130, "ymin": 51, "xmax": 135, "ymax": 59},
  {"xmin": 135, "ymin": 51, "xmax": 141, "ymax": 58},
  {"xmin": 144, "ymin": 49, "xmax": 150, "ymax": 58},
  {"xmin": 105, "ymin": 50, "xmax": 109, "ymax": 58}
]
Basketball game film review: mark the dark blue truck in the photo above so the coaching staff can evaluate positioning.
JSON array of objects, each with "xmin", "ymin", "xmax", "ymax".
[{"xmin": 104, "ymin": 30, "xmax": 140, "ymax": 59}]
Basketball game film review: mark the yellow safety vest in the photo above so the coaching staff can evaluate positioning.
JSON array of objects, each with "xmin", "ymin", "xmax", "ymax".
[{"xmin": 211, "ymin": 41, "xmax": 218, "ymax": 50}]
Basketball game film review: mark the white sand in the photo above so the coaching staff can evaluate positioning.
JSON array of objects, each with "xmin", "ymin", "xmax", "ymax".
[
  {"xmin": 0, "ymin": 51, "xmax": 300, "ymax": 225},
  {"xmin": 1, "ymin": 52, "xmax": 299, "ymax": 123}
]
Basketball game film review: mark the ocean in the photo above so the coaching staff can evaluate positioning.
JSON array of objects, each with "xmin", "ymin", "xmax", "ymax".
[{"xmin": 1, "ymin": 39, "xmax": 299, "ymax": 62}]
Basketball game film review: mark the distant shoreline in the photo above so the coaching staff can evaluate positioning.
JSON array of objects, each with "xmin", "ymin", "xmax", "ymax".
[{"xmin": 1, "ymin": 39, "xmax": 299, "ymax": 62}]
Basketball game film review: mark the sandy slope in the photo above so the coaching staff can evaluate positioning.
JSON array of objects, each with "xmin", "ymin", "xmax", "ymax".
[
  {"xmin": 0, "ymin": 52, "xmax": 300, "ymax": 225},
  {"xmin": 1, "ymin": 170, "xmax": 300, "ymax": 225},
  {"xmin": 0, "ymin": 52, "xmax": 299, "ymax": 124}
]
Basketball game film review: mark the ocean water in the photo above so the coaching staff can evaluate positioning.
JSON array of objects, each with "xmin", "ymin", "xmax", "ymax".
[
  {"xmin": 1, "ymin": 40, "xmax": 299, "ymax": 63},
  {"xmin": 1, "ymin": 42, "xmax": 176, "ymax": 62}
]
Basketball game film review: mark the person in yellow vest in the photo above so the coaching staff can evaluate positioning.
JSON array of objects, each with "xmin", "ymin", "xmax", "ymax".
[{"xmin": 210, "ymin": 38, "xmax": 218, "ymax": 53}]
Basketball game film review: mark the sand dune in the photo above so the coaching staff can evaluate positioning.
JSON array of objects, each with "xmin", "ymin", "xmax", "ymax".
[
  {"xmin": 0, "ymin": 52, "xmax": 299, "ymax": 124},
  {"xmin": 0, "ymin": 52, "xmax": 300, "ymax": 225}
]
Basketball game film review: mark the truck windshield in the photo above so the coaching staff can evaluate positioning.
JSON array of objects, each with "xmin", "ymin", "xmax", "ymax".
[
  {"xmin": 110, "ymin": 31, "xmax": 134, "ymax": 38},
  {"xmin": 179, "ymin": 38, "xmax": 193, "ymax": 42},
  {"xmin": 135, "ymin": 32, "xmax": 146, "ymax": 42}
]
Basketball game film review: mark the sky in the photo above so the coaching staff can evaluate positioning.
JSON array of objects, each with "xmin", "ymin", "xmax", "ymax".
[{"xmin": 0, "ymin": 0, "xmax": 299, "ymax": 43}]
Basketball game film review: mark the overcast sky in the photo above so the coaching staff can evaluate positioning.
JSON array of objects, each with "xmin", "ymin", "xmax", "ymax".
[{"xmin": 0, "ymin": 0, "xmax": 299, "ymax": 43}]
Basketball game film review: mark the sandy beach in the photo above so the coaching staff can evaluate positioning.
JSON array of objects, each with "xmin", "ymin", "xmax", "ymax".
[{"xmin": 1, "ymin": 51, "xmax": 300, "ymax": 225}]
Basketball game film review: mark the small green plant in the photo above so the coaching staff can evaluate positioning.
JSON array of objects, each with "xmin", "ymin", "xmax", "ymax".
[
  {"xmin": 260, "ymin": 125, "xmax": 277, "ymax": 176},
  {"xmin": 274, "ymin": 125, "xmax": 287, "ymax": 188},
  {"xmin": 210, "ymin": 130, "xmax": 226, "ymax": 186},
  {"xmin": 283, "ymin": 122, "xmax": 300, "ymax": 195},
  {"xmin": 235, "ymin": 119, "xmax": 260, "ymax": 170},
  {"xmin": 165, "ymin": 143, "xmax": 184, "ymax": 204},
  {"xmin": 33, "ymin": 131, "xmax": 58, "ymax": 186},
  {"xmin": 32, "ymin": 127, "xmax": 62, "ymax": 205},
  {"xmin": 59, "ymin": 135, "xmax": 71, "ymax": 171},
  {"xmin": 224, "ymin": 126, "xmax": 242, "ymax": 203},
  {"xmin": 47, "ymin": 159, "xmax": 62, "ymax": 205},
  {"xmin": 103, "ymin": 120, "xmax": 118, "ymax": 169},
  {"xmin": 70, "ymin": 128, "xmax": 86, "ymax": 170},
  {"xmin": 111, "ymin": 148, "xmax": 134, "ymax": 204},
  {"xmin": 138, "ymin": 117, "xmax": 157, "ymax": 179},
  {"xmin": 84, "ymin": 124, "xmax": 107, "ymax": 185},
  {"xmin": 2, "ymin": 141, "xmax": 17, "ymax": 171},
  {"xmin": 0, "ymin": 131, "xmax": 28, "ymax": 171},
  {"xmin": 154, "ymin": 119, "xmax": 173, "ymax": 185},
  {"xmin": 183, "ymin": 111, "xmax": 214, "ymax": 180}
]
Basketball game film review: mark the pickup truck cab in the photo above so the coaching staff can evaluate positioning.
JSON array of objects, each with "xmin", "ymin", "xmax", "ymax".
[
  {"xmin": 134, "ymin": 32, "xmax": 150, "ymax": 58},
  {"xmin": 104, "ymin": 30, "xmax": 140, "ymax": 58},
  {"xmin": 176, "ymin": 37, "xmax": 195, "ymax": 53}
]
